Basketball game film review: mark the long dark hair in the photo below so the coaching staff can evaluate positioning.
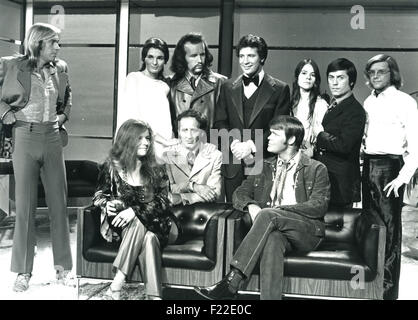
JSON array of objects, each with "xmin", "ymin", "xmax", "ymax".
[
  {"xmin": 139, "ymin": 37, "xmax": 169, "ymax": 80},
  {"xmin": 109, "ymin": 119, "xmax": 157, "ymax": 184},
  {"xmin": 290, "ymin": 59, "xmax": 322, "ymax": 120},
  {"xmin": 170, "ymin": 32, "xmax": 213, "ymax": 81}
]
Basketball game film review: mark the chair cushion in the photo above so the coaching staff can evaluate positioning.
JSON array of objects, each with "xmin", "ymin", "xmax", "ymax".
[
  {"xmin": 231, "ymin": 209, "xmax": 379, "ymax": 282},
  {"xmin": 248, "ymin": 241, "xmax": 374, "ymax": 281},
  {"xmin": 283, "ymin": 241, "xmax": 374, "ymax": 281},
  {"xmin": 83, "ymin": 237, "xmax": 215, "ymax": 270},
  {"xmin": 163, "ymin": 239, "xmax": 215, "ymax": 270}
]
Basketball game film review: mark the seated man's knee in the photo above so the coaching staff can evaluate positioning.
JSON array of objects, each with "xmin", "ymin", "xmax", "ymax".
[{"xmin": 256, "ymin": 208, "xmax": 278, "ymax": 221}]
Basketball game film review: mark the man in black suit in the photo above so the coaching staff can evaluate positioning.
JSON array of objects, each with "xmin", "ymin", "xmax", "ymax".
[
  {"xmin": 314, "ymin": 58, "xmax": 366, "ymax": 208},
  {"xmin": 213, "ymin": 34, "xmax": 290, "ymax": 201}
]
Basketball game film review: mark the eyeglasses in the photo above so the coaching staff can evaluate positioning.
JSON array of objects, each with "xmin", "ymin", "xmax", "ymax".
[{"xmin": 367, "ymin": 69, "xmax": 390, "ymax": 77}]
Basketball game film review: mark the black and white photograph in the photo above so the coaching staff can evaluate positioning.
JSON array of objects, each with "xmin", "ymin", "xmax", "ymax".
[{"xmin": 0, "ymin": 0, "xmax": 417, "ymax": 304}]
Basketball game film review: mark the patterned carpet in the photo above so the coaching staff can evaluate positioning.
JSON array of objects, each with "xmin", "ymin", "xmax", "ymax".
[{"xmin": 78, "ymin": 281, "xmax": 147, "ymax": 300}]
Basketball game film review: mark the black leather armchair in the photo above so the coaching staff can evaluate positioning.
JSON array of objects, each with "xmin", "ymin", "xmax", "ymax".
[
  {"xmin": 76, "ymin": 202, "xmax": 234, "ymax": 288},
  {"xmin": 38, "ymin": 160, "xmax": 98, "ymax": 207},
  {"xmin": 225, "ymin": 208, "xmax": 386, "ymax": 299}
]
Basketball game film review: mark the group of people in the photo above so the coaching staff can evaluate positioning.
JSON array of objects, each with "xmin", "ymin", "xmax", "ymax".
[{"xmin": 1, "ymin": 22, "xmax": 417, "ymax": 301}]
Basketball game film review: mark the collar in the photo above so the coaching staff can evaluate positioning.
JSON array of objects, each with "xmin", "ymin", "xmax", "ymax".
[
  {"xmin": 243, "ymin": 68, "xmax": 264, "ymax": 86},
  {"xmin": 276, "ymin": 150, "xmax": 300, "ymax": 168},
  {"xmin": 334, "ymin": 91, "xmax": 353, "ymax": 104},
  {"xmin": 372, "ymin": 85, "xmax": 396, "ymax": 98},
  {"xmin": 186, "ymin": 71, "xmax": 202, "ymax": 83},
  {"xmin": 180, "ymin": 143, "xmax": 201, "ymax": 157}
]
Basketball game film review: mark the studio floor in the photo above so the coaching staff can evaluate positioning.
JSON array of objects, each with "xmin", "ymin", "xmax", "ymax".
[{"xmin": 0, "ymin": 206, "xmax": 417, "ymax": 300}]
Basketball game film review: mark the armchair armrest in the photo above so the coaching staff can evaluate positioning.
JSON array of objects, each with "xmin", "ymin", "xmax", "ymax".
[
  {"xmin": 170, "ymin": 202, "xmax": 234, "ymax": 264},
  {"xmin": 79, "ymin": 205, "xmax": 103, "ymax": 256},
  {"xmin": 203, "ymin": 204, "xmax": 235, "ymax": 262},
  {"xmin": 354, "ymin": 211, "xmax": 386, "ymax": 280}
]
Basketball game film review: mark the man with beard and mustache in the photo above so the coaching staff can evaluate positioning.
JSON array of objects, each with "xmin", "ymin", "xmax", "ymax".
[
  {"xmin": 169, "ymin": 33, "xmax": 226, "ymax": 136},
  {"xmin": 313, "ymin": 58, "xmax": 366, "ymax": 208}
]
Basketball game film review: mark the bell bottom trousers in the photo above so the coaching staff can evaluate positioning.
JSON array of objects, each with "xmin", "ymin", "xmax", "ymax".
[
  {"xmin": 113, "ymin": 218, "xmax": 164, "ymax": 298},
  {"xmin": 11, "ymin": 121, "xmax": 72, "ymax": 274},
  {"xmin": 230, "ymin": 208, "xmax": 323, "ymax": 300},
  {"xmin": 362, "ymin": 155, "xmax": 403, "ymax": 300}
]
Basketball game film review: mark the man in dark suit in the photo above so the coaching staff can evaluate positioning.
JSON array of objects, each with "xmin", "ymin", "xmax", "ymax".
[
  {"xmin": 314, "ymin": 58, "xmax": 366, "ymax": 208},
  {"xmin": 214, "ymin": 34, "xmax": 290, "ymax": 201},
  {"xmin": 194, "ymin": 116, "xmax": 330, "ymax": 300}
]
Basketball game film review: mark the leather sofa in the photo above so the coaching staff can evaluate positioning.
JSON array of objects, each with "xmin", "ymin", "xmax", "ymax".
[
  {"xmin": 76, "ymin": 202, "xmax": 233, "ymax": 287},
  {"xmin": 226, "ymin": 207, "xmax": 386, "ymax": 300},
  {"xmin": 77, "ymin": 201, "xmax": 385, "ymax": 299}
]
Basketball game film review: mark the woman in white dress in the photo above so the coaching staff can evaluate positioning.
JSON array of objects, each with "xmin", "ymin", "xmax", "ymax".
[
  {"xmin": 118, "ymin": 38, "xmax": 176, "ymax": 160},
  {"xmin": 290, "ymin": 59, "xmax": 328, "ymax": 157}
]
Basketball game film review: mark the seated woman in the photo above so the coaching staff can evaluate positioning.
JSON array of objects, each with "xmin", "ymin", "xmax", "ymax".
[
  {"xmin": 92, "ymin": 119, "xmax": 179, "ymax": 300},
  {"xmin": 290, "ymin": 58, "xmax": 328, "ymax": 157}
]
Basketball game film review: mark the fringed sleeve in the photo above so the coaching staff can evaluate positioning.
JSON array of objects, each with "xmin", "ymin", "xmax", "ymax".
[{"xmin": 92, "ymin": 161, "xmax": 114, "ymax": 242}]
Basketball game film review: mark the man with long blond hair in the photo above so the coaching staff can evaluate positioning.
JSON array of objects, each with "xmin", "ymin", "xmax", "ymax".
[
  {"xmin": 362, "ymin": 54, "xmax": 418, "ymax": 300},
  {"xmin": 0, "ymin": 22, "xmax": 73, "ymax": 292}
]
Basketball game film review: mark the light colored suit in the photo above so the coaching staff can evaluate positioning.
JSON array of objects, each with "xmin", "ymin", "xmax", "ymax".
[{"xmin": 164, "ymin": 143, "xmax": 223, "ymax": 204}]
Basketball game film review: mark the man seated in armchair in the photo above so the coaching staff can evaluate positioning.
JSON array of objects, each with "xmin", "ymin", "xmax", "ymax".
[
  {"xmin": 195, "ymin": 115, "xmax": 331, "ymax": 300},
  {"xmin": 164, "ymin": 110, "xmax": 223, "ymax": 205}
]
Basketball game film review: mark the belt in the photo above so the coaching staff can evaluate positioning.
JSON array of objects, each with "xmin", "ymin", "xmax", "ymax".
[{"xmin": 363, "ymin": 154, "xmax": 403, "ymax": 161}]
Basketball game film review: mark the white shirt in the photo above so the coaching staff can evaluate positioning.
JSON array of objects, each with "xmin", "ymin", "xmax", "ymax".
[
  {"xmin": 272, "ymin": 151, "xmax": 300, "ymax": 206},
  {"xmin": 117, "ymin": 71, "xmax": 173, "ymax": 158},
  {"xmin": 15, "ymin": 68, "xmax": 58, "ymax": 123},
  {"xmin": 363, "ymin": 85, "xmax": 418, "ymax": 184},
  {"xmin": 293, "ymin": 95, "xmax": 328, "ymax": 143},
  {"xmin": 243, "ymin": 69, "xmax": 264, "ymax": 99}
]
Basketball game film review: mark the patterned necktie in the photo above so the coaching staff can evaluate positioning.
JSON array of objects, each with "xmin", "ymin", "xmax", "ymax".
[
  {"xmin": 190, "ymin": 77, "xmax": 196, "ymax": 90},
  {"xmin": 186, "ymin": 151, "xmax": 195, "ymax": 170},
  {"xmin": 242, "ymin": 74, "xmax": 259, "ymax": 87},
  {"xmin": 270, "ymin": 160, "xmax": 294, "ymax": 207}
]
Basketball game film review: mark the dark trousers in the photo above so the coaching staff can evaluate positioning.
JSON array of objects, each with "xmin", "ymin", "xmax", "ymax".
[
  {"xmin": 230, "ymin": 208, "xmax": 323, "ymax": 300},
  {"xmin": 11, "ymin": 121, "xmax": 72, "ymax": 273},
  {"xmin": 224, "ymin": 165, "xmax": 245, "ymax": 202},
  {"xmin": 362, "ymin": 154, "xmax": 403, "ymax": 300}
]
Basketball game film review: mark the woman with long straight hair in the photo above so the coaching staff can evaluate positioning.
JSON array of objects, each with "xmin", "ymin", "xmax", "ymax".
[
  {"xmin": 117, "ymin": 37, "xmax": 176, "ymax": 160},
  {"xmin": 93, "ymin": 119, "xmax": 179, "ymax": 300},
  {"xmin": 290, "ymin": 59, "xmax": 328, "ymax": 157}
]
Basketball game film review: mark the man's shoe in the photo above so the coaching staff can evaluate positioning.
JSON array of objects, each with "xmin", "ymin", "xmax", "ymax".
[
  {"xmin": 194, "ymin": 270, "xmax": 242, "ymax": 300},
  {"xmin": 13, "ymin": 273, "xmax": 31, "ymax": 292}
]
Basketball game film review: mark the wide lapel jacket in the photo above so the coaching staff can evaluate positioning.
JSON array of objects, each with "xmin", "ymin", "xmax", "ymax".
[
  {"xmin": 230, "ymin": 75, "xmax": 245, "ymax": 126},
  {"xmin": 248, "ymin": 74, "xmax": 276, "ymax": 128},
  {"xmin": 191, "ymin": 77, "xmax": 215, "ymax": 105},
  {"xmin": 164, "ymin": 144, "xmax": 191, "ymax": 179},
  {"xmin": 0, "ymin": 56, "xmax": 72, "ymax": 119},
  {"xmin": 164, "ymin": 143, "xmax": 223, "ymax": 204},
  {"xmin": 189, "ymin": 151, "xmax": 212, "ymax": 179}
]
